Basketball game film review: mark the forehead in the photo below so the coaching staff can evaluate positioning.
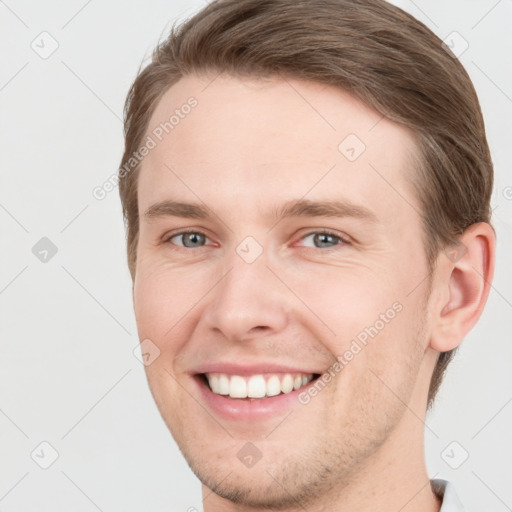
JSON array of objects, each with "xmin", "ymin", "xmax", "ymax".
[{"xmin": 138, "ymin": 74, "xmax": 420, "ymax": 224}]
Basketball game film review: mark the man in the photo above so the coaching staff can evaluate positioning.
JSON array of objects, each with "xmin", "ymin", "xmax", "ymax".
[{"xmin": 118, "ymin": 0, "xmax": 495, "ymax": 510}]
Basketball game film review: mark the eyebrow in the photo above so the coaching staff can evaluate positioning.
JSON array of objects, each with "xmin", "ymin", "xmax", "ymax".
[{"xmin": 143, "ymin": 198, "xmax": 378, "ymax": 223}]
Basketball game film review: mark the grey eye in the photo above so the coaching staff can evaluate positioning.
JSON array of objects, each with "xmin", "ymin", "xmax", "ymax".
[
  {"xmin": 301, "ymin": 232, "xmax": 342, "ymax": 249},
  {"xmin": 171, "ymin": 232, "xmax": 207, "ymax": 248}
]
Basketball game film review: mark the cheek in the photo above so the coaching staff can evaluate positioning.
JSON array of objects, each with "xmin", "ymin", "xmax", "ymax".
[
  {"xmin": 133, "ymin": 265, "xmax": 204, "ymax": 340},
  {"xmin": 133, "ymin": 274, "xmax": 167, "ymax": 339},
  {"xmin": 305, "ymin": 264, "xmax": 423, "ymax": 381},
  {"xmin": 362, "ymin": 301, "xmax": 427, "ymax": 409},
  {"xmin": 300, "ymin": 267, "xmax": 396, "ymax": 339}
]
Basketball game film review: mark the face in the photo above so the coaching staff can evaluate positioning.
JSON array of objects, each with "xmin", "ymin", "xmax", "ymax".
[{"xmin": 133, "ymin": 74, "xmax": 436, "ymax": 508}]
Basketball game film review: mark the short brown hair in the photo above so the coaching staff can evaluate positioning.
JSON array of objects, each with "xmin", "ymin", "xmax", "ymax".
[{"xmin": 118, "ymin": 0, "xmax": 493, "ymax": 407}]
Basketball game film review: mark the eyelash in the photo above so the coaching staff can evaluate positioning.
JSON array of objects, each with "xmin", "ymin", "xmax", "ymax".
[{"xmin": 163, "ymin": 229, "xmax": 349, "ymax": 251}]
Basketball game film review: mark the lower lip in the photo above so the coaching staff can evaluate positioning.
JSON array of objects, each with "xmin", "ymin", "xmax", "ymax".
[{"xmin": 194, "ymin": 375, "xmax": 315, "ymax": 422}]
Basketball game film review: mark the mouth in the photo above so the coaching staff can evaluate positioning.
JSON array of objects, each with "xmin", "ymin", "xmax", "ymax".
[{"xmin": 199, "ymin": 372, "xmax": 321, "ymax": 400}]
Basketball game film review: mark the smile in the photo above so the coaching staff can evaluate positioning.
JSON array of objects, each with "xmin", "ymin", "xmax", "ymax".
[{"xmin": 202, "ymin": 372, "xmax": 319, "ymax": 399}]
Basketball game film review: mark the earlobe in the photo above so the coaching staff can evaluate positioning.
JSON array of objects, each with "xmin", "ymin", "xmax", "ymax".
[{"xmin": 430, "ymin": 222, "xmax": 495, "ymax": 353}]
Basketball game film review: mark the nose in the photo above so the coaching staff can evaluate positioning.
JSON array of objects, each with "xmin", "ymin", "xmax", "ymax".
[{"xmin": 201, "ymin": 249, "xmax": 290, "ymax": 343}]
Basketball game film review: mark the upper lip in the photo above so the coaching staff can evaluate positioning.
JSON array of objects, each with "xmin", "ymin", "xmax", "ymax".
[{"xmin": 193, "ymin": 362, "xmax": 323, "ymax": 376}]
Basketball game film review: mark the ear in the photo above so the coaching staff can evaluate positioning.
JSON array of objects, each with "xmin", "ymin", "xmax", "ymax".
[{"xmin": 430, "ymin": 222, "xmax": 496, "ymax": 352}]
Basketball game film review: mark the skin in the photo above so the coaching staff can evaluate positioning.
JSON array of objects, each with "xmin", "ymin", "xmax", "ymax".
[{"xmin": 132, "ymin": 74, "xmax": 495, "ymax": 511}]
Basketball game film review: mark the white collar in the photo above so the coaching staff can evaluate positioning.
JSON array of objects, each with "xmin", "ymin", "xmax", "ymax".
[{"xmin": 432, "ymin": 479, "xmax": 466, "ymax": 512}]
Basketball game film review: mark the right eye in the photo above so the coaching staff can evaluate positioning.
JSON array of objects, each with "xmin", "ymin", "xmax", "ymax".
[{"xmin": 164, "ymin": 231, "xmax": 212, "ymax": 249}]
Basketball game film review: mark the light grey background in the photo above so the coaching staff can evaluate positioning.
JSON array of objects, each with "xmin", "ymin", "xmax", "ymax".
[{"xmin": 1, "ymin": 1, "xmax": 511, "ymax": 510}]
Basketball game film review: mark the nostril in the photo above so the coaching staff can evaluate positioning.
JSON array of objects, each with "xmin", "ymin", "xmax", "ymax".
[{"xmin": 251, "ymin": 326, "xmax": 269, "ymax": 333}]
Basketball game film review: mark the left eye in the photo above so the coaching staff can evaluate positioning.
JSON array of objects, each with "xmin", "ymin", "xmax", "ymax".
[{"xmin": 298, "ymin": 231, "xmax": 345, "ymax": 249}]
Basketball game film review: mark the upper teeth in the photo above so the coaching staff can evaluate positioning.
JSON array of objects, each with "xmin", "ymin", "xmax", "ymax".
[{"xmin": 205, "ymin": 373, "xmax": 314, "ymax": 399}]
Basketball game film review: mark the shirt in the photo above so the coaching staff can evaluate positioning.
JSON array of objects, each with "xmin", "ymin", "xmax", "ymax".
[{"xmin": 432, "ymin": 479, "xmax": 466, "ymax": 512}]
